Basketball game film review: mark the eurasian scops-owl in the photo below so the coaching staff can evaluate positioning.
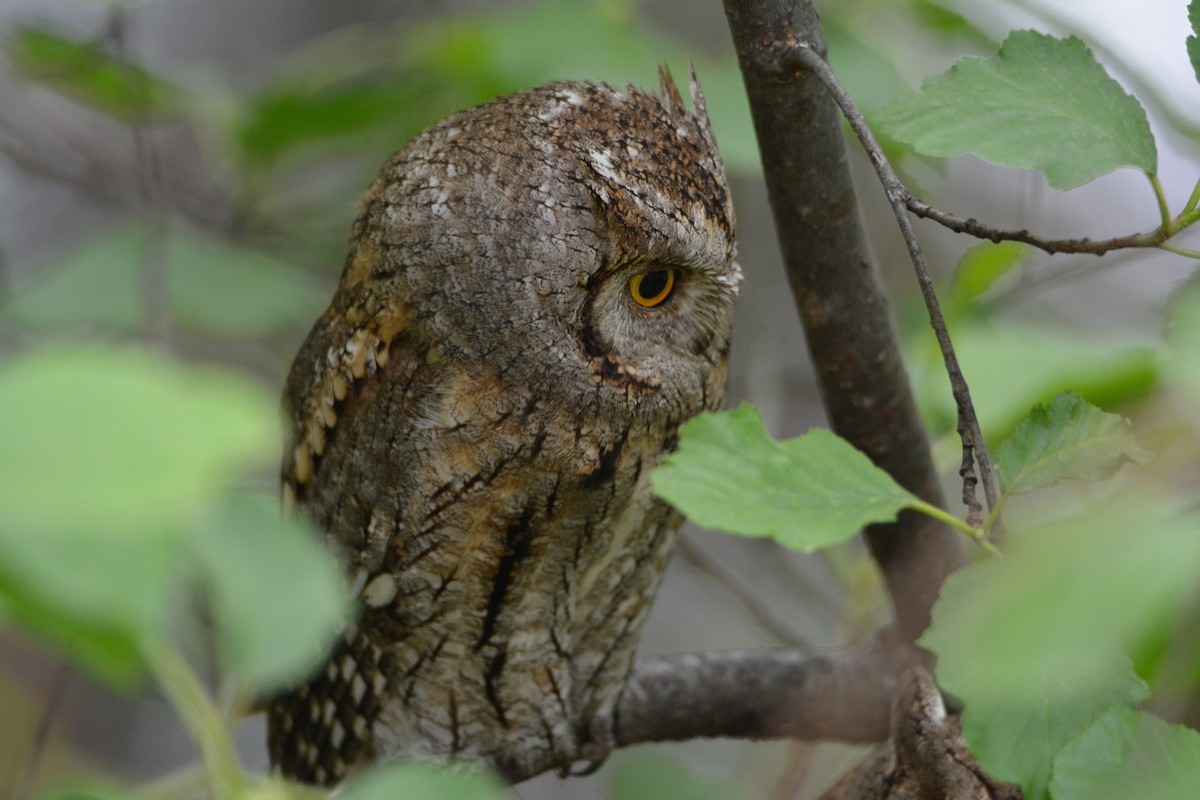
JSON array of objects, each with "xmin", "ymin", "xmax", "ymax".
[{"xmin": 268, "ymin": 69, "xmax": 740, "ymax": 785}]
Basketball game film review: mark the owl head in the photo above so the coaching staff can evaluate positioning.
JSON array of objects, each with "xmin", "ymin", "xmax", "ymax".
[{"xmin": 332, "ymin": 68, "xmax": 740, "ymax": 420}]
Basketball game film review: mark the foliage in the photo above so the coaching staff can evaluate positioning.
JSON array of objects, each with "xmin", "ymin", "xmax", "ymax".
[
  {"xmin": 653, "ymin": 404, "xmax": 941, "ymax": 552},
  {"xmin": 877, "ymin": 30, "xmax": 1157, "ymax": 190},
  {"xmin": 1050, "ymin": 709, "xmax": 1200, "ymax": 800},
  {"xmin": 5, "ymin": 222, "xmax": 327, "ymax": 338},
  {"xmin": 994, "ymin": 391, "xmax": 1152, "ymax": 496},
  {"xmin": 1, "ymin": 0, "xmax": 1199, "ymax": 799},
  {"xmin": 653, "ymin": 4, "xmax": 1200, "ymax": 799}
]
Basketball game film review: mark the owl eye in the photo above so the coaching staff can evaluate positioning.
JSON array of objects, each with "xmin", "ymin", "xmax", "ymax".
[{"xmin": 628, "ymin": 269, "xmax": 676, "ymax": 308}]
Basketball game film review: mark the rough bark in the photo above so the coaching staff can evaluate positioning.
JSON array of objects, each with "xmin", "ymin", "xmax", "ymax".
[{"xmin": 818, "ymin": 668, "xmax": 1022, "ymax": 800}]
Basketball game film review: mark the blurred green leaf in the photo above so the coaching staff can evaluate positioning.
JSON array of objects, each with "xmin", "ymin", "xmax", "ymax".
[
  {"xmin": 996, "ymin": 392, "xmax": 1151, "ymax": 496},
  {"xmin": 826, "ymin": 23, "xmax": 911, "ymax": 118},
  {"xmin": 909, "ymin": 0, "xmax": 996, "ymax": 50},
  {"xmin": 0, "ymin": 347, "xmax": 276, "ymax": 684},
  {"xmin": 951, "ymin": 241, "xmax": 1026, "ymax": 304},
  {"xmin": 1165, "ymin": 276, "xmax": 1200, "ymax": 413},
  {"xmin": 36, "ymin": 784, "xmax": 140, "ymax": 800},
  {"xmin": 234, "ymin": 0, "xmax": 759, "ymax": 174},
  {"xmin": 3, "ymin": 221, "xmax": 327, "ymax": 338},
  {"xmin": 653, "ymin": 404, "xmax": 919, "ymax": 552},
  {"xmin": 608, "ymin": 752, "xmax": 743, "ymax": 800},
  {"xmin": 418, "ymin": 0, "xmax": 758, "ymax": 173},
  {"xmin": 910, "ymin": 320, "xmax": 1158, "ymax": 441},
  {"xmin": 238, "ymin": 77, "xmax": 440, "ymax": 166},
  {"xmin": 190, "ymin": 493, "xmax": 352, "ymax": 692},
  {"xmin": 9, "ymin": 25, "xmax": 180, "ymax": 122},
  {"xmin": 1188, "ymin": 1, "xmax": 1200, "ymax": 85},
  {"xmin": 1050, "ymin": 709, "xmax": 1200, "ymax": 800},
  {"xmin": 340, "ymin": 761, "xmax": 507, "ymax": 800},
  {"xmin": 163, "ymin": 227, "xmax": 328, "ymax": 337},
  {"xmin": 877, "ymin": 30, "xmax": 1157, "ymax": 189},
  {"xmin": 952, "ymin": 651, "xmax": 1145, "ymax": 800},
  {"xmin": 924, "ymin": 504, "xmax": 1200, "ymax": 799}
]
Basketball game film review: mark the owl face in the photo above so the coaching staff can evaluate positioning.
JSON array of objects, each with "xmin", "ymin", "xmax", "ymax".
[{"xmin": 334, "ymin": 73, "xmax": 739, "ymax": 420}]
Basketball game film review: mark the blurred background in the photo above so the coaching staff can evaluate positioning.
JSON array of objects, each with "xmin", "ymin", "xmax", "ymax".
[{"xmin": 1, "ymin": 0, "xmax": 1197, "ymax": 798}]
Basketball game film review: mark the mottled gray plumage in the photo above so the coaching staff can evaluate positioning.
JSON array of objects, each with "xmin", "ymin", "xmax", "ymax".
[{"xmin": 269, "ymin": 70, "xmax": 739, "ymax": 784}]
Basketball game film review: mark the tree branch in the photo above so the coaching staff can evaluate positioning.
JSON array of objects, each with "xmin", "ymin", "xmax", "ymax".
[
  {"xmin": 615, "ymin": 636, "xmax": 921, "ymax": 748},
  {"xmin": 778, "ymin": 39, "xmax": 999, "ymax": 529},
  {"xmin": 722, "ymin": 0, "xmax": 963, "ymax": 640}
]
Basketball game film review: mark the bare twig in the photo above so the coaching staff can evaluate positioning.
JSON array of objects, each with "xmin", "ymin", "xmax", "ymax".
[
  {"xmin": 106, "ymin": 8, "xmax": 172, "ymax": 347},
  {"xmin": 905, "ymin": 194, "xmax": 1196, "ymax": 258},
  {"xmin": 781, "ymin": 41, "xmax": 1001, "ymax": 525},
  {"xmin": 676, "ymin": 536, "xmax": 810, "ymax": 647},
  {"xmin": 16, "ymin": 663, "xmax": 71, "ymax": 800}
]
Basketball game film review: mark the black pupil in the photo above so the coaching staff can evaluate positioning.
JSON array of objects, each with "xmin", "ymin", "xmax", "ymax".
[{"xmin": 640, "ymin": 270, "xmax": 671, "ymax": 299}]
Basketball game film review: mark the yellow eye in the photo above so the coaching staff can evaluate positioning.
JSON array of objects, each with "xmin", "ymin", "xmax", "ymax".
[{"xmin": 628, "ymin": 269, "xmax": 676, "ymax": 308}]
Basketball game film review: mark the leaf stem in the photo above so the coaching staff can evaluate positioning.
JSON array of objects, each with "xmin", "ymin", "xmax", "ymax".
[
  {"xmin": 1184, "ymin": 177, "xmax": 1200, "ymax": 216},
  {"xmin": 906, "ymin": 499, "xmax": 998, "ymax": 557},
  {"xmin": 908, "ymin": 499, "xmax": 974, "ymax": 536},
  {"xmin": 1150, "ymin": 173, "xmax": 1172, "ymax": 229},
  {"xmin": 1159, "ymin": 243, "xmax": 1200, "ymax": 260},
  {"xmin": 144, "ymin": 643, "xmax": 247, "ymax": 799}
]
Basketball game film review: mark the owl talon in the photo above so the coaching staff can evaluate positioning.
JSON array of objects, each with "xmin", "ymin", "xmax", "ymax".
[{"xmin": 566, "ymin": 714, "xmax": 614, "ymax": 776}]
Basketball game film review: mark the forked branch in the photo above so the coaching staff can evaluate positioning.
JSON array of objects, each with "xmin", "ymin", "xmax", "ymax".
[{"xmin": 779, "ymin": 40, "xmax": 1000, "ymax": 527}]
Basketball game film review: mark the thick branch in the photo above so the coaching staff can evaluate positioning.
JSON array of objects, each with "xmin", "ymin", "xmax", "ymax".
[
  {"xmin": 722, "ymin": 0, "xmax": 963, "ymax": 640},
  {"xmin": 615, "ymin": 637, "xmax": 922, "ymax": 747}
]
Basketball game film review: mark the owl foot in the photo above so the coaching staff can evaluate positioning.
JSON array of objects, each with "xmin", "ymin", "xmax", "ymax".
[{"xmin": 561, "ymin": 714, "xmax": 614, "ymax": 777}]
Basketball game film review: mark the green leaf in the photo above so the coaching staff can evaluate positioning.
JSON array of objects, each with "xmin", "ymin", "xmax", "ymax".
[
  {"xmin": 190, "ymin": 493, "xmax": 352, "ymax": 692},
  {"xmin": 3, "ymin": 221, "xmax": 327, "ymax": 338},
  {"xmin": 955, "ymin": 653, "xmax": 1145, "ymax": 800},
  {"xmin": 236, "ymin": 1, "xmax": 759, "ymax": 174},
  {"xmin": 1165, "ymin": 276, "xmax": 1200, "ymax": 412},
  {"xmin": 9, "ymin": 26, "xmax": 180, "ymax": 122},
  {"xmin": 877, "ymin": 30, "xmax": 1157, "ymax": 189},
  {"xmin": 35, "ymin": 784, "xmax": 140, "ymax": 800},
  {"xmin": 608, "ymin": 752, "xmax": 744, "ymax": 800},
  {"xmin": 909, "ymin": 319, "xmax": 1158, "ymax": 442},
  {"xmin": 0, "ymin": 347, "xmax": 276, "ymax": 684},
  {"xmin": 652, "ymin": 404, "xmax": 919, "ymax": 552},
  {"xmin": 951, "ymin": 241, "xmax": 1026, "ymax": 303},
  {"xmin": 995, "ymin": 392, "xmax": 1151, "ymax": 496},
  {"xmin": 1051, "ymin": 709, "xmax": 1200, "ymax": 800},
  {"xmin": 238, "ymin": 78, "xmax": 438, "ymax": 167},
  {"xmin": 1188, "ymin": 1, "xmax": 1200, "ymax": 86},
  {"xmin": 340, "ymin": 761, "xmax": 507, "ymax": 800},
  {"xmin": 924, "ymin": 505, "xmax": 1200, "ymax": 799},
  {"xmin": 909, "ymin": 0, "xmax": 996, "ymax": 50}
]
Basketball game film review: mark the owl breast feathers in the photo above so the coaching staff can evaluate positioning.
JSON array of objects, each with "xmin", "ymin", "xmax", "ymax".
[{"xmin": 268, "ymin": 69, "xmax": 740, "ymax": 785}]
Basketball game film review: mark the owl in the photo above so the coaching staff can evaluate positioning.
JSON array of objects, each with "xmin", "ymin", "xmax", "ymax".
[{"xmin": 267, "ymin": 68, "xmax": 740, "ymax": 785}]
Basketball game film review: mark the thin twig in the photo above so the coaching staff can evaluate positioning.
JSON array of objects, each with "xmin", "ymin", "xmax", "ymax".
[
  {"xmin": 16, "ymin": 663, "xmax": 71, "ymax": 800},
  {"xmin": 106, "ymin": 8, "xmax": 173, "ymax": 347},
  {"xmin": 783, "ymin": 42, "xmax": 1001, "ymax": 523},
  {"xmin": 676, "ymin": 536, "xmax": 810, "ymax": 647},
  {"xmin": 904, "ymin": 195, "xmax": 1164, "ymax": 256}
]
